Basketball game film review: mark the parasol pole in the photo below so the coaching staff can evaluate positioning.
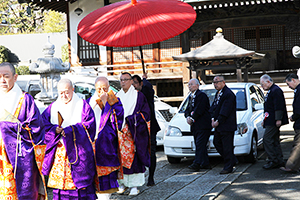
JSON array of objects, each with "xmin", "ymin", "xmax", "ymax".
[{"xmin": 139, "ymin": 46, "xmax": 146, "ymax": 74}]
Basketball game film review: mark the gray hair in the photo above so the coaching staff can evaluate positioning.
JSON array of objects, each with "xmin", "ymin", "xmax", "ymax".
[
  {"xmin": 215, "ymin": 75, "xmax": 225, "ymax": 81},
  {"xmin": 58, "ymin": 78, "xmax": 73, "ymax": 89},
  {"xmin": 0, "ymin": 62, "xmax": 16, "ymax": 75},
  {"xmin": 95, "ymin": 76, "xmax": 109, "ymax": 85},
  {"xmin": 260, "ymin": 74, "xmax": 273, "ymax": 83},
  {"xmin": 190, "ymin": 78, "xmax": 200, "ymax": 86}
]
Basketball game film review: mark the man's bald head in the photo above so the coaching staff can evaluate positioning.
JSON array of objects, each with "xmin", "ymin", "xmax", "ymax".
[
  {"xmin": 95, "ymin": 76, "xmax": 109, "ymax": 98},
  {"xmin": 57, "ymin": 79, "xmax": 74, "ymax": 104}
]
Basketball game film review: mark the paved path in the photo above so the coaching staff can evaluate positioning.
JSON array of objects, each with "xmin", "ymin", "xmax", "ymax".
[
  {"xmin": 110, "ymin": 152, "xmax": 251, "ymax": 200},
  {"xmin": 47, "ymin": 130, "xmax": 296, "ymax": 200}
]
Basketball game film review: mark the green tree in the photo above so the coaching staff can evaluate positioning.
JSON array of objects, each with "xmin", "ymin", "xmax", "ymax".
[
  {"xmin": 0, "ymin": 0, "xmax": 43, "ymax": 34},
  {"xmin": 15, "ymin": 65, "xmax": 30, "ymax": 75},
  {"xmin": 43, "ymin": 10, "xmax": 66, "ymax": 33},
  {"xmin": 61, "ymin": 44, "xmax": 69, "ymax": 63},
  {"xmin": 0, "ymin": 45, "xmax": 9, "ymax": 63}
]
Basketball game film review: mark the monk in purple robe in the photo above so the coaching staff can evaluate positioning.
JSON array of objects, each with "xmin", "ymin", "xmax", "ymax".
[
  {"xmin": 0, "ymin": 62, "xmax": 46, "ymax": 199},
  {"xmin": 116, "ymin": 72, "xmax": 150, "ymax": 196},
  {"xmin": 87, "ymin": 76, "xmax": 124, "ymax": 197},
  {"xmin": 41, "ymin": 79, "xmax": 97, "ymax": 200}
]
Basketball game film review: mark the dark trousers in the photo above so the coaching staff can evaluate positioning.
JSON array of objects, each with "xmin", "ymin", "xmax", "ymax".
[
  {"xmin": 148, "ymin": 132, "xmax": 156, "ymax": 182},
  {"xmin": 263, "ymin": 126, "xmax": 283, "ymax": 164},
  {"xmin": 213, "ymin": 130, "xmax": 237, "ymax": 171},
  {"xmin": 193, "ymin": 129, "xmax": 210, "ymax": 166}
]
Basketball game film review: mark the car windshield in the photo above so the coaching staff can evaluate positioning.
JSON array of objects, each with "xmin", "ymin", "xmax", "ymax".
[{"xmin": 178, "ymin": 88, "xmax": 247, "ymax": 113}]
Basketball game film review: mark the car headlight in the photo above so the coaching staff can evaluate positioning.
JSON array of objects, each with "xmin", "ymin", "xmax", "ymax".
[
  {"xmin": 236, "ymin": 122, "xmax": 248, "ymax": 135},
  {"xmin": 165, "ymin": 126, "xmax": 182, "ymax": 137}
]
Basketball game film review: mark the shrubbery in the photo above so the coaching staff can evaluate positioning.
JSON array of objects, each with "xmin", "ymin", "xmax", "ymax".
[
  {"xmin": 16, "ymin": 65, "xmax": 30, "ymax": 75},
  {"xmin": 61, "ymin": 44, "xmax": 69, "ymax": 63},
  {"xmin": 0, "ymin": 45, "xmax": 9, "ymax": 63}
]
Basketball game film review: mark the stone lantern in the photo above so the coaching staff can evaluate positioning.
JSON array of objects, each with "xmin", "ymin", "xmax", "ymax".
[{"xmin": 29, "ymin": 36, "xmax": 70, "ymax": 104}]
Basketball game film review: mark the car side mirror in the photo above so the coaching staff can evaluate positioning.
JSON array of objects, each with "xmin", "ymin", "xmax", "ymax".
[
  {"xmin": 254, "ymin": 103, "xmax": 263, "ymax": 111},
  {"xmin": 169, "ymin": 107, "xmax": 178, "ymax": 115}
]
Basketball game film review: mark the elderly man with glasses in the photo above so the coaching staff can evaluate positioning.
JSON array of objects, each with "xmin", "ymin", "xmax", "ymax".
[
  {"xmin": 209, "ymin": 75, "xmax": 238, "ymax": 174},
  {"xmin": 116, "ymin": 72, "xmax": 151, "ymax": 196}
]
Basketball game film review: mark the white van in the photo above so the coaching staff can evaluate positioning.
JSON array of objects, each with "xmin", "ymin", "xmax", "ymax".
[{"xmin": 164, "ymin": 83, "xmax": 265, "ymax": 164}]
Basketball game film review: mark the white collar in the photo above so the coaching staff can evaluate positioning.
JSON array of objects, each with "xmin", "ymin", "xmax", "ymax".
[
  {"xmin": 117, "ymin": 85, "xmax": 137, "ymax": 128},
  {"xmin": 89, "ymin": 93, "xmax": 102, "ymax": 134},
  {"xmin": 51, "ymin": 92, "xmax": 83, "ymax": 128},
  {"xmin": 0, "ymin": 84, "xmax": 23, "ymax": 115}
]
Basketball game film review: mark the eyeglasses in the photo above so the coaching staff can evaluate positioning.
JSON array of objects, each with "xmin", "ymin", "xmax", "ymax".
[
  {"xmin": 212, "ymin": 80, "xmax": 224, "ymax": 84},
  {"xmin": 120, "ymin": 78, "xmax": 132, "ymax": 82}
]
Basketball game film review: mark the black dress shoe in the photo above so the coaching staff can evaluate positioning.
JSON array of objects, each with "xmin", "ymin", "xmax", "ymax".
[
  {"xmin": 188, "ymin": 163, "xmax": 200, "ymax": 171},
  {"xmin": 199, "ymin": 164, "xmax": 212, "ymax": 169},
  {"xmin": 147, "ymin": 180, "xmax": 155, "ymax": 186},
  {"xmin": 263, "ymin": 161, "xmax": 280, "ymax": 170},
  {"xmin": 219, "ymin": 169, "xmax": 232, "ymax": 174}
]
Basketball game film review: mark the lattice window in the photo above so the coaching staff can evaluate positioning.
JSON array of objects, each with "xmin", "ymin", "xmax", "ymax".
[
  {"xmin": 285, "ymin": 27, "xmax": 300, "ymax": 51},
  {"xmin": 77, "ymin": 34, "xmax": 99, "ymax": 64},
  {"xmin": 223, "ymin": 29, "xmax": 234, "ymax": 42},
  {"xmin": 234, "ymin": 27, "xmax": 257, "ymax": 50},
  {"xmin": 113, "ymin": 44, "xmax": 153, "ymax": 63},
  {"xmin": 157, "ymin": 81, "xmax": 183, "ymax": 97},
  {"xmin": 260, "ymin": 26, "xmax": 283, "ymax": 50},
  {"xmin": 113, "ymin": 47, "xmax": 133, "ymax": 62},
  {"xmin": 160, "ymin": 35, "xmax": 181, "ymax": 59},
  {"xmin": 190, "ymin": 38, "xmax": 202, "ymax": 51},
  {"xmin": 133, "ymin": 44, "xmax": 153, "ymax": 60}
]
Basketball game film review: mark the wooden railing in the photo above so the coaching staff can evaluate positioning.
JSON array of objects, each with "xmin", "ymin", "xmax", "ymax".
[{"xmin": 70, "ymin": 61, "xmax": 184, "ymax": 79}]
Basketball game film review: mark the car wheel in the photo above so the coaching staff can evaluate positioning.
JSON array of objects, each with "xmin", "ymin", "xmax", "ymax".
[
  {"xmin": 244, "ymin": 134, "xmax": 257, "ymax": 163},
  {"xmin": 167, "ymin": 156, "xmax": 181, "ymax": 164}
]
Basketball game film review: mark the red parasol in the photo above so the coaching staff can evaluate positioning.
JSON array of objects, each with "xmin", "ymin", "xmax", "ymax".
[{"xmin": 77, "ymin": 0, "xmax": 196, "ymax": 73}]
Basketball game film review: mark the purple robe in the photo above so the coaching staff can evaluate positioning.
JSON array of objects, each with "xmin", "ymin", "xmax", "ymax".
[
  {"xmin": 87, "ymin": 97, "xmax": 124, "ymax": 191},
  {"xmin": 0, "ymin": 93, "xmax": 45, "ymax": 200},
  {"xmin": 41, "ymin": 100, "xmax": 96, "ymax": 190},
  {"xmin": 123, "ymin": 92, "xmax": 151, "ymax": 174}
]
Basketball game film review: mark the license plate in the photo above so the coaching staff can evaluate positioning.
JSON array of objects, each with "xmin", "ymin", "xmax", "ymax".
[{"xmin": 191, "ymin": 141, "xmax": 211, "ymax": 151}]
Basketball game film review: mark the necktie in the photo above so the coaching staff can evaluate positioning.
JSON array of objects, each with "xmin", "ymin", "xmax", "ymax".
[{"xmin": 189, "ymin": 94, "xmax": 193, "ymax": 114}]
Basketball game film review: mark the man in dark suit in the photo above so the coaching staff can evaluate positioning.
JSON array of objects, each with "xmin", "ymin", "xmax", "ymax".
[
  {"xmin": 184, "ymin": 79, "xmax": 212, "ymax": 171},
  {"xmin": 210, "ymin": 75, "xmax": 238, "ymax": 174},
  {"xmin": 280, "ymin": 73, "xmax": 300, "ymax": 173},
  {"xmin": 132, "ymin": 73, "xmax": 161, "ymax": 186},
  {"xmin": 260, "ymin": 74, "xmax": 288, "ymax": 169}
]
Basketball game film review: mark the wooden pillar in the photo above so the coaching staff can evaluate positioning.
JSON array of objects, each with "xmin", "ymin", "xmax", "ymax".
[
  {"xmin": 199, "ymin": 70, "xmax": 206, "ymax": 84},
  {"xmin": 153, "ymin": 43, "xmax": 160, "ymax": 62},
  {"xmin": 181, "ymin": 30, "xmax": 191, "ymax": 95},
  {"xmin": 181, "ymin": 30, "xmax": 190, "ymax": 54},
  {"xmin": 244, "ymin": 67, "xmax": 249, "ymax": 82},
  {"xmin": 256, "ymin": 27, "xmax": 260, "ymax": 51},
  {"xmin": 66, "ymin": 3, "xmax": 72, "ymax": 66},
  {"xmin": 236, "ymin": 68, "xmax": 242, "ymax": 82}
]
